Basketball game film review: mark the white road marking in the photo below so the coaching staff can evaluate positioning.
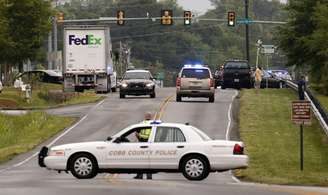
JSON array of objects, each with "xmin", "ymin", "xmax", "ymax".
[
  {"xmin": 225, "ymin": 90, "xmax": 238, "ymax": 141},
  {"xmin": 0, "ymin": 99, "xmax": 105, "ymax": 174},
  {"xmin": 223, "ymin": 90, "xmax": 240, "ymax": 184}
]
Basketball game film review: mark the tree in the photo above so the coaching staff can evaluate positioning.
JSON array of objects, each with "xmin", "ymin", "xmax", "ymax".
[
  {"xmin": 3, "ymin": 0, "xmax": 53, "ymax": 72},
  {"xmin": 278, "ymin": 0, "xmax": 328, "ymax": 94}
]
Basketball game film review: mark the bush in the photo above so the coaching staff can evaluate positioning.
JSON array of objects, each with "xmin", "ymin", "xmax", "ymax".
[{"xmin": 38, "ymin": 90, "xmax": 77, "ymax": 103}]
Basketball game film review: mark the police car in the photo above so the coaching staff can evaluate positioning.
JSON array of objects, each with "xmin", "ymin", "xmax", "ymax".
[{"xmin": 39, "ymin": 122, "xmax": 248, "ymax": 181}]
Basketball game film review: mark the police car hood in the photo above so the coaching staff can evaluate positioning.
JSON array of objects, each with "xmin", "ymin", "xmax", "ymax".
[{"xmin": 50, "ymin": 141, "xmax": 107, "ymax": 150}]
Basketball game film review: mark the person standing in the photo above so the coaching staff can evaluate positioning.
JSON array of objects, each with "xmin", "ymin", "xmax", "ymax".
[
  {"xmin": 254, "ymin": 66, "xmax": 263, "ymax": 93},
  {"xmin": 134, "ymin": 112, "xmax": 153, "ymax": 180}
]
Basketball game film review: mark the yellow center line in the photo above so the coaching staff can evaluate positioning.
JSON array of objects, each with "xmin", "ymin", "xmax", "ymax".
[{"xmin": 156, "ymin": 95, "xmax": 174, "ymax": 120}]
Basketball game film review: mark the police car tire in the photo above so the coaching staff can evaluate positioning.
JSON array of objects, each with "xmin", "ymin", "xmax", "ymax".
[
  {"xmin": 181, "ymin": 155, "xmax": 209, "ymax": 181},
  {"xmin": 70, "ymin": 153, "xmax": 98, "ymax": 179}
]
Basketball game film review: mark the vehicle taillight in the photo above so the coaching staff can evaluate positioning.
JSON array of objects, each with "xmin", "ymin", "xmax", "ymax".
[
  {"xmin": 176, "ymin": 77, "xmax": 181, "ymax": 87},
  {"xmin": 233, "ymin": 144, "xmax": 244, "ymax": 155}
]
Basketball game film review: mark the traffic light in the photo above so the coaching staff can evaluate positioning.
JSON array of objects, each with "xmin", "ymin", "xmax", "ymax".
[
  {"xmin": 117, "ymin": 10, "xmax": 125, "ymax": 25},
  {"xmin": 161, "ymin": 10, "xmax": 173, "ymax": 25},
  {"xmin": 184, "ymin": 11, "xmax": 192, "ymax": 25},
  {"xmin": 57, "ymin": 12, "xmax": 64, "ymax": 23},
  {"xmin": 227, "ymin": 11, "xmax": 236, "ymax": 27}
]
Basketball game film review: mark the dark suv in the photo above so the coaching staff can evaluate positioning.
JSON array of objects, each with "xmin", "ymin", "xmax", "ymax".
[
  {"xmin": 221, "ymin": 60, "xmax": 252, "ymax": 89},
  {"xmin": 119, "ymin": 70, "xmax": 156, "ymax": 98}
]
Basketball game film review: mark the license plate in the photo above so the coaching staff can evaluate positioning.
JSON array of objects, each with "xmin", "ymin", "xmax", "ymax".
[{"xmin": 234, "ymin": 79, "xmax": 240, "ymax": 82}]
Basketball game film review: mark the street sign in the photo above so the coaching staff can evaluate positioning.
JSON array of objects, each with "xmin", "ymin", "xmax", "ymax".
[
  {"xmin": 261, "ymin": 45, "xmax": 275, "ymax": 54},
  {"xmin": 237, "ymin": 18, "xmax": 253, "ymax": 24},
  {"xmin": 292, "ymin": 101, "xmax": 311, "ymax": 125}
]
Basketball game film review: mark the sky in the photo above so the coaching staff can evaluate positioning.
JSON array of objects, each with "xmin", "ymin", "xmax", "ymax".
[{"xmin": 177, "ymin": 0, "xmax": 287, "ymax": 15}]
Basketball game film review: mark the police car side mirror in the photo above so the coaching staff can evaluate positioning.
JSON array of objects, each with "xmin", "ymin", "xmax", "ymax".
[{"xmin": 106, "ymin": 136, "xmax": 112, "ymax": 141}]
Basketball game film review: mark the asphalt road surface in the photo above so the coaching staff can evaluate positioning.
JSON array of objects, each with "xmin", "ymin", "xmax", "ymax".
[{"xmin": 0, "ymin": 88, "xmax": 325, "ymax": 195}]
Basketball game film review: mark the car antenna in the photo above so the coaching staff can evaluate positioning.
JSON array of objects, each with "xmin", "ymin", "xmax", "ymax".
[{"xmin": 185, "ymin": 122, "xmax": 190, "ymax": 126}]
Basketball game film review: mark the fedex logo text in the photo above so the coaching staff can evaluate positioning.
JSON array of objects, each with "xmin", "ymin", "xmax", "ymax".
[{"xmin": 69, "ymin": 35, "xmax": 102, "ymax": 45}]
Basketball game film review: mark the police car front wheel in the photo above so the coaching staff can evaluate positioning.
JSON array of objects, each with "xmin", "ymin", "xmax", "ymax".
[
  {"xmin": 181, "ymin": 155, "xmax": 209, "ymax": 181},
  {"xmin": 69, "ymin": 153, "xmax": 98, "ymax": 179}
]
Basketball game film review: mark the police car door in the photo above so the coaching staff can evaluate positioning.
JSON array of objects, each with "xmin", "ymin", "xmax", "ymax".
[
  {"xmin": 149, "ymin": 126, "xmax": 187, "ymax": 169},
  {"xmin": 105, "ymin": 126, "xmax": 154, "ymax": 169}
]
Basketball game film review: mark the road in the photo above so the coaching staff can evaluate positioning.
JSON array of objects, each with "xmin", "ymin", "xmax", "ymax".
[{"xmin": 0, "ymin": 88, "xmax": 325, "ymax": 195}]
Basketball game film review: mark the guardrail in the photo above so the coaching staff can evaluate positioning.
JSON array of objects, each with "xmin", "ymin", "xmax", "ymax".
[{"xmin": 285, "ymin": 80, "xmax": 328, "ymax": 136}]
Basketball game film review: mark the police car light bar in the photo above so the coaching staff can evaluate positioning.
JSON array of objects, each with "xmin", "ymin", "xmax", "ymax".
[{"xmin": 151, "ymin": 120, "xmax": 162, "ymax": 125}]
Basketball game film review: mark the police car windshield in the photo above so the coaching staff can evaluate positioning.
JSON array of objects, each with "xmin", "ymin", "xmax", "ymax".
[
  {"xmin": 181, "ymin": 68, "xmax": 210, "ymax": 79},
  {"xmin": 224, "ymin": 62, "xmax": 249, "ymax": 69},
  {"xmin": 124, "ymin": 72, "xmax": 151, "ymax": 80}
]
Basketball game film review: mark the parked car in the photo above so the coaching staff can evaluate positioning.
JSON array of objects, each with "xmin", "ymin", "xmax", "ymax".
[
  {"xmin": 268, "ymin": 70, "xmax": 292, "ymax": 80},
  {"xmin": 17, "ymin": 70, "xmax": 63, "ymax": 84},
  {"xmin": 221, "ymin": 60, "xmax": 252, "ymax": 89},
  {"xmin": 260, "ymin": 71, "xmax": 285, "ymax": 88},
  {"xmin": 39, "ymin": 121, "xmax": 248, "ymax": 181}
]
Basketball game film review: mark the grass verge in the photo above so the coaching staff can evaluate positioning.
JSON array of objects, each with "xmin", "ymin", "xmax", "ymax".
[
  {"xmin": 0, "ymin": 83, "xmax": 104, "ymax": 109},
  {"xmin": 238, "ymin": 89, "xmax": 328, "ymax": 186},
  {"xmin": 313, "ymin": 92, "xmax": 328, "ymax": 113},
  {"xmin": 0, "ymin": 112, "xmax": 75, "ymax": 163}
]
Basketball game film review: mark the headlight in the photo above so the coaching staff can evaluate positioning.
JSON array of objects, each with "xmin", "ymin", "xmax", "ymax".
[
  {"xmin": 146, "ymin": 83, "xmax": 154, "ymax": 88},
  {"xmin": 121, "ymin": 83, "xmax": 128, "ymax": 88},
  {"xmin": 48, "ymin": 149, "xmax": 65, "ymax": 156}
]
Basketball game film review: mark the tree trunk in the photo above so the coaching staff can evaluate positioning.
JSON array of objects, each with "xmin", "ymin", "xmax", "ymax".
[{"xmin": 18, "ymin": 61, "xmax": 23, "ymax": 73}]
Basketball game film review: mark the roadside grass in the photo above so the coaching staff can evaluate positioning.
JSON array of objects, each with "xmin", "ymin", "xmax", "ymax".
[
  {"xmin": 0, "ymin": 83, "xmax": 104, "ymax": 109},
  {"xmin": 0, "ymin": 112, "xmax": 75, "ymax": 163},
  {"xmin": 312, "ymin": 92, "xmax": 328, "ymax": 113},
  {"xmin": 238, "ymin": 89, "xmax": 328, "ymax": 186}
]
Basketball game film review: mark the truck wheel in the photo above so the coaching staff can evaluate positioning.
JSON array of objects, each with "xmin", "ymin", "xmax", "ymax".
[
  {"xmin": 176, "ymin": 94, "xmax": 182, "ymax": 102},
  {"xmin": 209, "ymin": 95, "xmax": 215, "ymax": 103},
  {"xmin": 120, "ymin": 93, "xmax": 125, "ymax": 99},
  {"xmin": 221, "ymin": 83, "xmax": 226, "ymax": 89},
  {"xmin": 70, "ymin": 153, "xmax": 98, "ymax": 179},
  {"xmin": 181, "ymin": 155, "xmax": 209, "ymax": 181}
]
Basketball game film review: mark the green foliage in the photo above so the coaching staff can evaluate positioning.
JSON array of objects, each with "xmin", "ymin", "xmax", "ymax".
[
  {"xmin": 278, "ymin": 0, "xmax": 328, "ymax": 94},
  {"xmin": 0, "ymin": 112, "xmax": 75, "ymax": 163},
  {"xmin": 0, "ymin": 0, "xmax": 53, "ymax": 70}
]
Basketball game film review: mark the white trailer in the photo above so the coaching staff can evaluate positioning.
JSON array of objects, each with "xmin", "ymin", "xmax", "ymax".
[{"xmin": 63, "ymin": 26, "xmax": 116, "ymax": 93}]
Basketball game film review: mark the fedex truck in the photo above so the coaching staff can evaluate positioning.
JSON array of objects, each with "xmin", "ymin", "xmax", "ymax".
[{"xmin": 63, "ymin": 26, "xmax": 117, "ymax": 93}]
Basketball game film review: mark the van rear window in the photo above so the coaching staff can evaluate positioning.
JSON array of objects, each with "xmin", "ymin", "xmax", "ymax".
[{"xmin": 181, "ymin": 69, "xmax": 210, "ymax": 79}]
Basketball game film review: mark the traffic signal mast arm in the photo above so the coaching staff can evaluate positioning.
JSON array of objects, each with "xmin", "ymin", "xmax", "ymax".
[{"xmin": 60, "ymin": 17, "xmax": 286, "ymax": 25}]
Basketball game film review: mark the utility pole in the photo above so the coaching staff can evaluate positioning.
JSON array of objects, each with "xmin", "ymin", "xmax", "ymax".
[
  {"xmin": 48, "ymin": 24, "xmax": 53, "ymax": 70},
  {"xmin": 245, "ymin": 0, "xmax": 250, "ymax": 63},
  {"xmin": 53, "ymin": 17, "xmax": 58, "ymax": 70}
]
